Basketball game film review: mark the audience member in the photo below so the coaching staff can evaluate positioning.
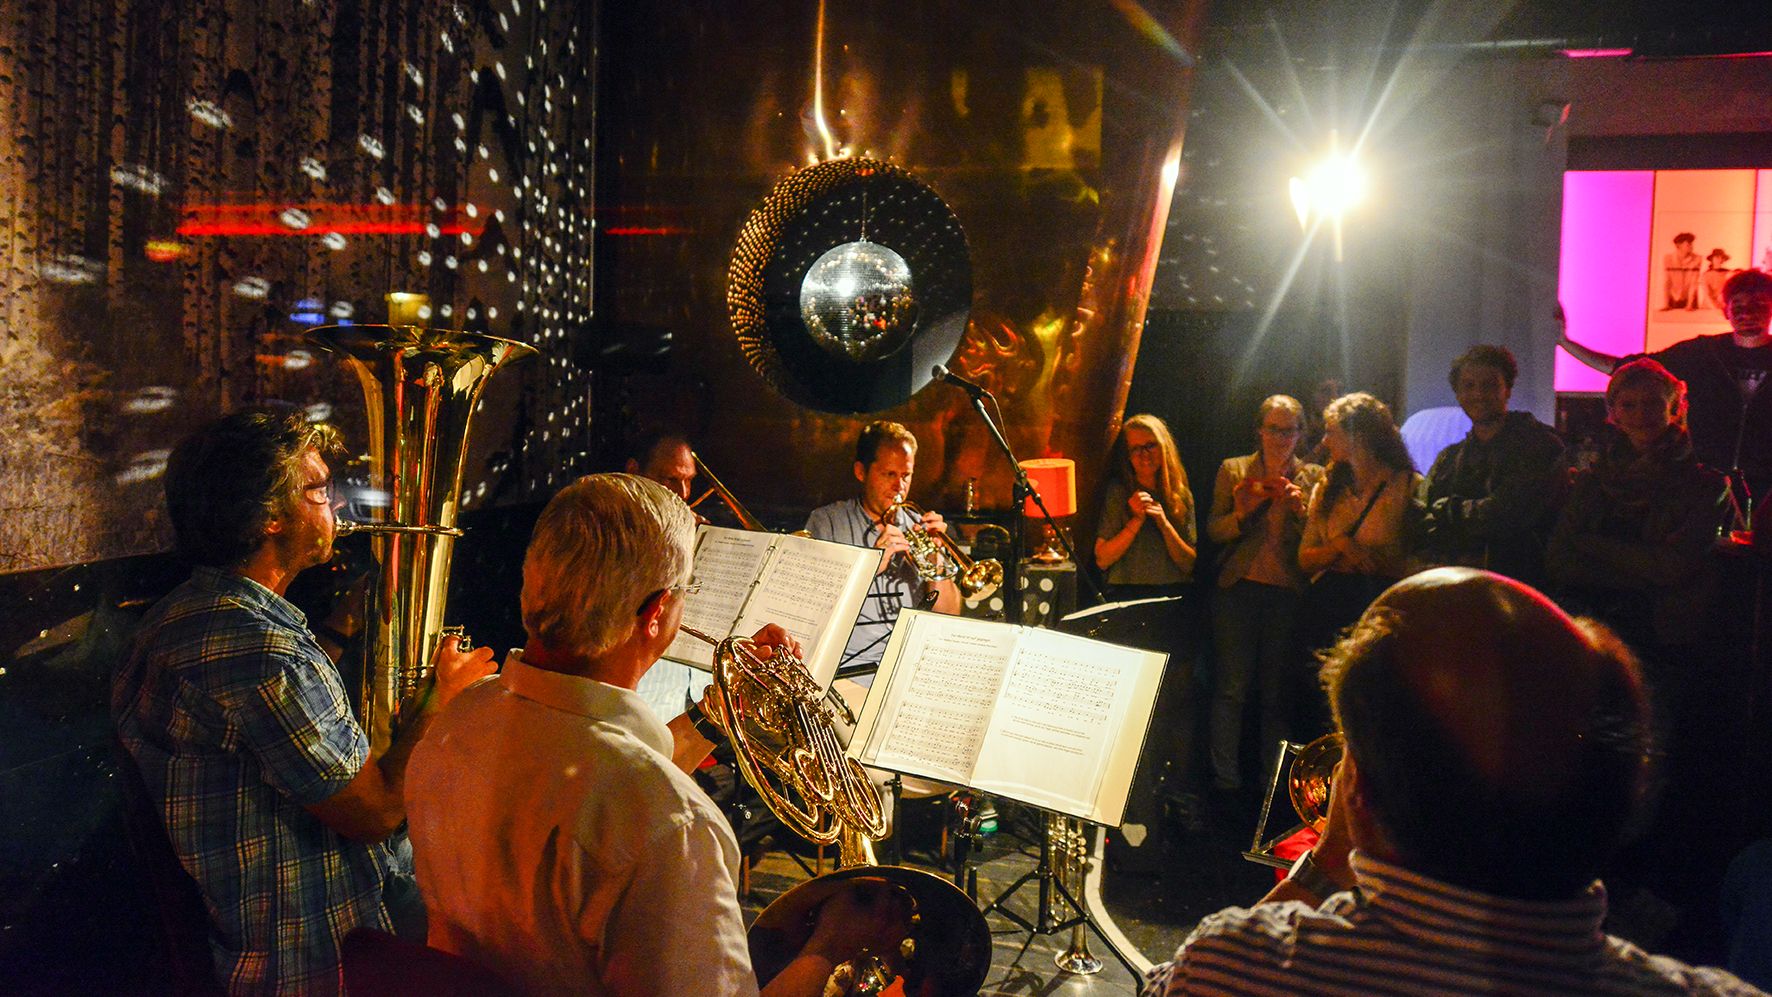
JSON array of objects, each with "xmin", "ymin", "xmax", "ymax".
[
  {"xmin": 1294, "ymin": 393, "xmax": 1419, "ymax": 729},
  {"xmin": 1140, "ymin": 568, "xmax": 1762, "ymax": 997},
  {"xmin": 1546, "ymin": 359, "xmax": 1729, "ymax": 654},
  {"xmin": 1095, "ymin": 413, "xmax": 1198, "ymax": 598},
  {"xmin": 1204, "ymin": 396, "xmax": 1323, "ymax": 797},
  {"xmin": 1420, "ymin": 345, "xmax": 1567, "ymax": 583}
]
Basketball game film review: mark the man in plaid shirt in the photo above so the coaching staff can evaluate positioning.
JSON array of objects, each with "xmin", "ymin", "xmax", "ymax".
[{"xmin": 114, "ymin": 411, "xmax": 493, "ymax": 995}]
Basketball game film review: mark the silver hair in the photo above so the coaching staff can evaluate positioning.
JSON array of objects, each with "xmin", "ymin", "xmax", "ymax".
[{"xmin": 521, "ymin": 473, "xmax": 695, "ymax": 658}]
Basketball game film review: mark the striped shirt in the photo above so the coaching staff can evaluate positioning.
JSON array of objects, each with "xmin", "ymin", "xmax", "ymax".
[
  {"xmin": 113, "ymin": 567, "xmax": 392, "ymax": 995},
  {"xmin": 804, "ymin": 498, "xmax": 928, "ymax": 676},
  {"xmin": 1141, "ymin": 852, "xmax": 1762, "ymax": 996}
]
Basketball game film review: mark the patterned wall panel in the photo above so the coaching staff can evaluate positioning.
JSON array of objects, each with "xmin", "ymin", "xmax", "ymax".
[{"xmin": 0, "ymin": 0, "xmax": 596, "ymax": 574}]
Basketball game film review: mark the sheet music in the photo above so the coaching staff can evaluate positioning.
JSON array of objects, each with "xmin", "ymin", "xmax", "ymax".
[
  {"xmin": 863, "ymin": 617, "xmax": 1014, "ymax": 785},
  {"xmin": 976, "ymin": 631, "xmax": 1149, "ymax": 815},
  {"xmin": 850, "ymin": 610, "xmax": 1168, "ymax": 825},
  {"xmin": 734, "ymin": 537, "xmax": 872, "ymax": 686},
  {"xmin": 662, "ymin": 527, "xmax": 775, "ymax": 667}
]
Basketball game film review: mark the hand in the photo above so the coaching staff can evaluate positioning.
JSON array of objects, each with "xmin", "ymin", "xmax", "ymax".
[
  {"xmin": 1128, "ymin": 490, "xmax": 1160, "ymax": 522},
  {"xmin": 1277, "ymin": 481, "xmax": 1308, "ymax": 518},
  {"xmin": 746, "ymin": 623, "xmax": 803, "ymax": 664},
  {"xmin": 429, "ymin": 634, "xmax": 497, "ymax": 711},
  {"xmin": 873, "ymin": 523, "xmax": 910, "ymax": 575},
  {"xmin": 1232, "ymin": 477, "xmax": 1269, "ymax": 519},
  {"xmin": 1334, "ymin": 535, "xmax": 1378, "ymax": 573},
  {"xmin": 1310, "ymin": 754, "xmax": 1358, "ymax": 890},
  {"xmin": 917, "ymin": 509, "xmax": 948, "ymax": 536},
  {"xmin": 803, "ymin": 879, "xmax": 914, "ymax": 968}
]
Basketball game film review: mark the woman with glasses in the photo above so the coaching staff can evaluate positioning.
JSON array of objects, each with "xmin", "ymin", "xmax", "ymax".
[
  {"xmin": 1094, "ymin": 414, "xmax": 1197, "ymax": 599},
  {"xmin": 1093, "ymin": 414, "xmax": 1200, "ymax": 846},
  {"xmin": 1203, "ymin": 396, "xmax": 1325, "ymax": 799}
]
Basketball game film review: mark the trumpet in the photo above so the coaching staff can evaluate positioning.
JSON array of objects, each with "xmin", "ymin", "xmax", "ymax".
[{"xmin": 883, "ymin": 501, "xmax": 1004, "ymax": 601}]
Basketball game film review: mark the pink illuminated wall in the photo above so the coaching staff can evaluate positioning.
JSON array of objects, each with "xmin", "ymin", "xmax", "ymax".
[
  {"xmin": 1557, "ymin": 171, "xmax": 1652, "ymax": 392},
  {"xmin": 1558, "ymin": 169, "xmax": 1772, "ymax": 392}
]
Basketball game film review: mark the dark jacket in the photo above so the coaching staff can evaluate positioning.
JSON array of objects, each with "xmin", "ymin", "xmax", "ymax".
[
  {"xmin": 1546, "ymin": 426, "xmax": 1730, "ymax": 647},
  {"xmin": 1420, "ymin": 411, "xmax": 1568, "ymax": 584},
  {"xmin": 1646, "ymin": 334, "xmax": 1772, "ymax": 493}
]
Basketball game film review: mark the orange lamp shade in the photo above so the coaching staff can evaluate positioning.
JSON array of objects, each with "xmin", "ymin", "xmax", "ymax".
[{"xmin": 1020, "ymin": 458, "xmax": 1077, "ymax": 518}]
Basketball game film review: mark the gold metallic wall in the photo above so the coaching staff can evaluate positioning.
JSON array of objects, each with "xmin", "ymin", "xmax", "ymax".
[{"xmin": 593, "ymin": 0, "xmax": 1207, "ymax": 526}]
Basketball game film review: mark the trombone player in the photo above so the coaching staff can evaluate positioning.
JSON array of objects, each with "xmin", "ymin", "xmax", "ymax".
[{"xmin": 804, "ymin": 420, "xmax": 961, "ymax": 681}]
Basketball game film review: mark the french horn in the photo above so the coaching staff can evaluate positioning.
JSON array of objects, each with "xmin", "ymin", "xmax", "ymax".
[{"xmin": 677, "ymin": 626, "xmax": 991, "ymax": 996}]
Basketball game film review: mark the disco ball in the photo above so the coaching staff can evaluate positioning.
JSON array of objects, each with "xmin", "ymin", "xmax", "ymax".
[{"xmin": 798, "ymin": 240, "xmax": 920, "ymax": 362}]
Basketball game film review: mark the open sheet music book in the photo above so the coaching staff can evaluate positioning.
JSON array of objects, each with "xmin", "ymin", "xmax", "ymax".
[
  {"xmin": 847, "ymin": 610, "xmax": 1168, "ymax": 826},
  {"xmin": 661, "ymin": 525, "xmax": 881, "ymax": 686}
]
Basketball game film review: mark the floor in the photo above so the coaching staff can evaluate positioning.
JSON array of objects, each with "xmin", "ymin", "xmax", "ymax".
[{"xmin": 739, "ymin": 795, "xmax": 1277, "ymax": 996}]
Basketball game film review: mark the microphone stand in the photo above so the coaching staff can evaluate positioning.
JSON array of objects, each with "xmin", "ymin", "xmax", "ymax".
[{"xmin": 960, "ymin": 391, "xmax": 1106, "ymax": 613}]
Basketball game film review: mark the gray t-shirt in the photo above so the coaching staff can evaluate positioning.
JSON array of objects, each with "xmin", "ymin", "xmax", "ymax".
[
  {"xmin": 803, "ymin": 498, "xmax": 927, "ymax": 677},
  {"xmin": 1098, "ymin": 479, "xmax": 1195, "ymax": 587}
]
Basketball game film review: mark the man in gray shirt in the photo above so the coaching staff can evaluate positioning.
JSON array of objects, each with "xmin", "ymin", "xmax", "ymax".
[{"xmin": 804, "ymin": 421, "xmax": 960, "ymax": 679}]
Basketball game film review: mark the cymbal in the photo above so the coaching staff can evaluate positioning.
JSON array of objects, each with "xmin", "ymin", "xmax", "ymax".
[{"xmin": 729, "ymin": 158, "xmax": 972, "ymax": 413}]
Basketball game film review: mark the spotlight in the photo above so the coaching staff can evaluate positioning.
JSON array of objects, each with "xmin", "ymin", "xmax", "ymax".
[{"xmin": 1290, "ymin": 133, "xmax": 1367, "ymax": 261}]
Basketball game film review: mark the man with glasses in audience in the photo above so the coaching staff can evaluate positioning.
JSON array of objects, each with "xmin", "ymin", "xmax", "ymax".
[{"xmin": 114, "ymin": 410, "xmax": 495, "ymax": 995}]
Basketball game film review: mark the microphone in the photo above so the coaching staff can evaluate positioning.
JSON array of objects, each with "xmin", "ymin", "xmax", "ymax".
[{"xmin": 931, "ymin": 364, "xmax": 988, "ymax": 399}]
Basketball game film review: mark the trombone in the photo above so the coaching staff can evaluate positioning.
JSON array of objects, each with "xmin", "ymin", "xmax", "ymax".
[
  {"xmin": 688, "ymin": 451, "xmax": 766, "ymax": 531},
  {"xmin": 884, "ymin": 501, "xmax": 1004, "ymax": 601}
]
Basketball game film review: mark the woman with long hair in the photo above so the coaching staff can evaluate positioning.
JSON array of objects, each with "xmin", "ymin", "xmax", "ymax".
[
  {"xmin": 1095, "ymin": 413, "xmax": 1197, "ymax": 599},
  {"xmin": 1293, "ymin": 393, "xmax": 1420, "ymax": 730},
  {"xmin": 1093, "ymin": 413, "xmax": 1200, "ymax": 843},
  {"xmin": 1204, "ymin": 396, "xmax": 1325, "ymax": 795}
]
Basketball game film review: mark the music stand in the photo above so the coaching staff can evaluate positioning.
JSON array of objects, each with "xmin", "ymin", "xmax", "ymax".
[{"xmin": 846, "ymin": 612, "xmax": 1165, "ymax": 980}]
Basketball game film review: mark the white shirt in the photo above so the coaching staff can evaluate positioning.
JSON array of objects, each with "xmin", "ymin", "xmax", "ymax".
[{"xmin": 406, "ymin": 653, "xmax": 757, "ymax": 996}]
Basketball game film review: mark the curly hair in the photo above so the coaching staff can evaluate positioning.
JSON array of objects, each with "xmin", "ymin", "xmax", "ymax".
[
  {"xmin": 1320, "ymin": 393, "xmax": 1413, "ymax": 505},
  {"xmin": 1448, "ymin": 344, "xmax": 1518, "ymax": 391},
  {"xmin": 164, "ymin": 410, "xmax": 341, "ymax": 568}
]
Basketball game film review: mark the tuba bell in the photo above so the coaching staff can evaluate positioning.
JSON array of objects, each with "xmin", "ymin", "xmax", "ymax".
[
  {"xmin": 309, "ymin": 320, "xmax": 536, "ymax": 753},
  {"xmin": 677, "ymin": 626, "xmax": 991, "ymax": 996}
]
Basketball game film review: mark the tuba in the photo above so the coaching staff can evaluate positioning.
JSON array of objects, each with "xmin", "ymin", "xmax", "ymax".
[
  {"xmin": 677, "ymin": 626, "xmax": 991, "ymax": 996},
  {"xmin": 309, "ymin": 321, "xmax": 536, "ymax": 753}
]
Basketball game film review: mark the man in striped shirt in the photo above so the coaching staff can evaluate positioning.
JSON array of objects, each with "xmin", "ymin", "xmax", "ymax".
[{"xmin": 1142, "ymin": 567, "xmax": 1761, "ymax": 996}]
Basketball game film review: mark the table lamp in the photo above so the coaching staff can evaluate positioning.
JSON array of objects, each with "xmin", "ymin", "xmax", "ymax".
[{"xmin": 1019, "ymin": 457, "xmax": 1076, "ymax": 563}]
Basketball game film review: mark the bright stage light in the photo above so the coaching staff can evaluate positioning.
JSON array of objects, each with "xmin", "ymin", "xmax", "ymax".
[{"xmin": 1290, "ymin": 148, "xmax": 1367, "ymax": 228}]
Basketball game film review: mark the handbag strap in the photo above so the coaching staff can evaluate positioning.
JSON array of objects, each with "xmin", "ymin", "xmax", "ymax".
[{"xmin": 1343, "ymin": 475, "xmax": 1390, "ymax": 539}]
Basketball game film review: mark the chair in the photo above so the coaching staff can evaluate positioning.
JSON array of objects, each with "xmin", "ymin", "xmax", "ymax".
[{"xmin": 341, "ymin": 928, "xmax": 516, "ymax": 996}]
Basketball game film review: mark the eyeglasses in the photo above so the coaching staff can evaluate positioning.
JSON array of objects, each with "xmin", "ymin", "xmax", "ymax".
[
  {"xmin": 1259, "ymin": 424, "xmax": 1302, "ymax": 436},
  {"xmin": 301, "ymin": 477, "xmax": 336, "ymax": 505},
  {"xmin": 638, "ymin": 577, "xmax": 702, "ymax": 616},
  {"xmin": 1128, "ymin": 442, "xmax": 1162, "ymax": 457}
]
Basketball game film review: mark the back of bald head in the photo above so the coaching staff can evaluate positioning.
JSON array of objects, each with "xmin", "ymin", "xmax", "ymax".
[{"xmin": 1323, "ymin": 568, "xmax": 1652, "ymax": 900}]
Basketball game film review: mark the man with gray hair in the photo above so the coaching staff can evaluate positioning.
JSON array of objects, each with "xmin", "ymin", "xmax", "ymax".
[
  {"xmin": 405, "ymin": 473, "xmax": 903, "ymax": 996},
  {"xmin": 1141, "ymin": 568, "xmax": 1761, "ymax": 996}
]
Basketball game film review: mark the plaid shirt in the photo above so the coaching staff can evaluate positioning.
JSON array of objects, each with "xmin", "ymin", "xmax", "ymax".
[{"xmin": 113, "ymin": 567, "xmax": 392, "ymax": 996}]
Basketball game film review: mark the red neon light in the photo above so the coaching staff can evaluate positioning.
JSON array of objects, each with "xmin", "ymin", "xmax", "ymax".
[
  {"xmin": 603, "ymin": 226, "xmax": 689, "ymax": 236},
  {"xmin": 177, "ymin": 202, "xmax": 489, "ymax": 238},
  {"xmin": 1559, "ymin": 48, "xmax": 1633, "ymax": 58}
]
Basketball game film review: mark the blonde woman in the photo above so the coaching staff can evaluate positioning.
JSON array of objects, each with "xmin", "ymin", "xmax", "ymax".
[{"xmin": 1095, "ymin": 414, "xmax": 1197, "ymax": 599}]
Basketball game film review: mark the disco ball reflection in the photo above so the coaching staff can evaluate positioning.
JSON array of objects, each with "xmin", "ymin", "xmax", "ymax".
[{"xmin": 798, "ymin": 240, "xmax": 919, "ymax": 362}]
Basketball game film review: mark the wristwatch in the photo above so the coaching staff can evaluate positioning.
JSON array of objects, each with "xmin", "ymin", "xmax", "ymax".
[
  {"xmin": 1287, "ymin": 851, "xmax": 1341, "ymax": 899},
  {"xmin": 684, "ymin": 693, "xmax": 726, "ymax": 744}
]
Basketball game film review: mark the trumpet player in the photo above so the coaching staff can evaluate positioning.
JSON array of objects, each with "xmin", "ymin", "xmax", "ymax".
[{"xmin": 804, "ymin": 420, "xmax": 961, "ymax": 678}]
